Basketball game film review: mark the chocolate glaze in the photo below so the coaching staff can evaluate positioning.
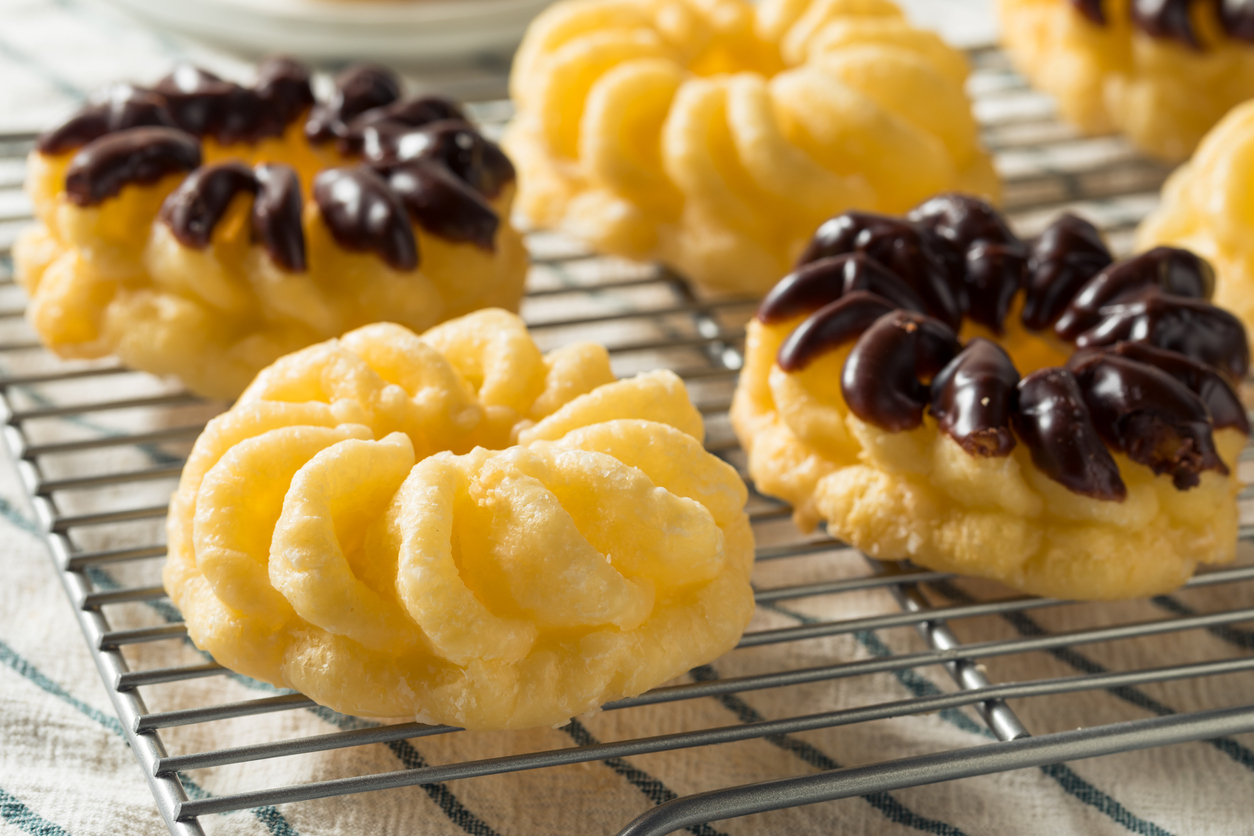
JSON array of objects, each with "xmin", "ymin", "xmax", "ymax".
[
  {"xmin": 776, "ymin": 291, "xmax": 899, "ymax": 372},
  {"xmin": 1073, "ymin": 290, "xmax": 1250, "ymax": 380},
  {"xmin": 153, "ymin": 66, "xmax": 238, "ymax": 138},
  {"xmin": 158, "ymin": 161, "xmax": 257, "ymax": 249},
  {"xmin": 1021, "ymin": 213, "xmax": 1113, "ymax": 330},
  {"xmin": 252, "ymin": 164, "xmax": 306, "ymax": 272},
  {"xmin": 776, "ymin": 195, "xmax": 1249, "ymax": 498},
  {"xmin": 1068, "ymin": 353, "xmax": 1227, "ymax": 488},
  {"xmin": 1070, "ymin": 0, "xmax": 1254, "ymax": 46},
  {"xmin": 43, "ymin": 59, "xmax": 514, "ymax": 257},
  {"xmin": 841, "ymin": 310, "xmax": 962, "ymax": 432},
  {"xmin": 910, "ymin": 193, "xmax": 1019, "ymax": 249},
  {"xmin": 40, "ymin": 59, "xmax": 311, "ymax": 155},
  {"xmin": 1012, "ymin": 368, "xmax": 1127, "ymax": 500},
  {"xmin": 1098, "ymin": 341, "xmax": 1249, "ymax": 432},
  {"xmin": 758, "ymin": 254, "xmax": 926, "ymax": 324},
  {"xmin": 384, "ymin": 120, "xmax": 516, "ymax": 199},
  {"xmin": 155, "ymin": 62, "xmax": 311, "ymax": 146},
  {"xmin": 369, "ymin": 96, "xmax": 466, "ymax": 128},
  {"xmin": 64, "ymin": 127, "xmax": 201, "ymax": 207},
  {"xmin": 1073, "ymin": 0, "xmax": 1106, "ymax": 24},
  {"xmin": 1131, "ymin": 0, "xmax": 1201, "ymax": 47},
  {"xmin": 305, "ymin": 64, "xmax": 402, "ymax": 145},
  {"xmin": 964, "ymin": 242, "xmax": 1028, "ymax": 334},
  {"xmin": 798, "ymin": 212, "xmax": 964, "ymax": 330},
  {"xmin": 929, "ymin": 338, "xmax": 1020, "ymax": 456},
  {"xmin": 253, "ymin": 57, "xmax": 315, "ymax": 129},
  {"xmin": 1054, "ymin": 246, "xmax": 1214, "ymax": 339},
  {"xmin": 340, "ymin": 96, "xmax": 468, "ymax": 156},
  {"xmin": 37, "ymin": 85, "xmax": 175, "ymax": 155},
  {"xmin": 910, "ymin": 193, "xmax": 1028, "ymax": 333},
  {"xmin": 377, "ymin": 158, "xmax": 499, "ymax": 250},
  {"xmin": 312, "ymin": 167, "xmax": 418, "ymax": 271},
  {"xmin": 357, "ymin": 119, "xmax": 515, "ymax": 201},
  {"xmin": 1221, "ymin": 0, "xmax": 1254, "ymax": 41}
]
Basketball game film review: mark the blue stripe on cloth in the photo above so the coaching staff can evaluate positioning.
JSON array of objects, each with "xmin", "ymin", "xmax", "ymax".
[
  {"xmin": 0, "ymin": 786, "xmax": 73, "ymax": 836},
  {"xmin": 850, "ymin": 628, "xmax": 987, "ymax": 735},
  {"xmin": 81, "ymin": 568, "xmax": 282, "ymax": 694},
  {"xmin": 176, "ymin": 777, "xmax": 299, "ymax": 836},
  {"xmin": 81, "ymin": 561, "xmax": 506, "ymax": 836},
  {"xmin": 84, "ymin": 566, "xmax": 184, "ymax": 626},
  {"xmin": 758, "ymin": 601, "xmax": 1179, "ymax": 836},
  {"xmin": 376, "ymin": 740, "xmax": 503, "ymax": 836},
  {"xmin": 0, "ymin": 637, "xmax": 124, "ymax": 737},
  {"xmin": 930, "ymin": 581, "xmax": 1254, "ymax": 774},
  {"xmin": 11, "ymin": 384, "xmax": 186, "ymax": 466},
  {"xmin": 0, "ymin": 637, "xmax": 298, "ymax": 835},
  {"xmin": 688, "ymin": 664, "xmax": 970, "ymax": 836},
  {"xmin": 562, "ymin": 720, "xmax": 730, "ymax": 836},
  {"xmin": 0, "ymin": 463, "xmax": 292, "ymax": 701},
  {"xmin": 0, "ymin": 496, "xmax": 40, "ymax": 537},
  {"xmin": 1151, "ymin": 595, "xmax": 1254, "ymax": 652}
]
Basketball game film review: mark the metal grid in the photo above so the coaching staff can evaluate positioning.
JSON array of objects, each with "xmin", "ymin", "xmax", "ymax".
[{"xmin": 1, "ymin": 46, "xmax": 1253, "ymax": 836}]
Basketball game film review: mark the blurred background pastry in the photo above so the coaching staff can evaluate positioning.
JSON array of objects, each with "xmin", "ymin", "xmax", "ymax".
[
  {"xmin": 505, "ymin": 0, "xmax": 998, "ymax": 295},
  {"xmin": 14, "ymin": 58, "xmax": 527, "ymax": 399},
  {"xmin": 999, "ymin": 0, "xmax": 1254, "ymax": 161},
  {"xmin": 1138, "ymin": 99, "xmax": 1254, "ymax": 336}
]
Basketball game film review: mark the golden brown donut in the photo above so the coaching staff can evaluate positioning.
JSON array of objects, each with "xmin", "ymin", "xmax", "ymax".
[{"xmin": 732, "ymin": 194, "xmax": 1248, "ymax": 599}]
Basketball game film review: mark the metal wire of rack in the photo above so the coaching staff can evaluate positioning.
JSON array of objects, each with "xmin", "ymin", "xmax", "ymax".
[{"xmin": 1, "ymin": 46, "xmax": 1253, "ymax": 836}]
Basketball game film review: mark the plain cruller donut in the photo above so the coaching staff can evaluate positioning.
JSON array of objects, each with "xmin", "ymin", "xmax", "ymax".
[
  {"xmin": 165, "ymin": 309, "xmax": 755, "ymax": 730},
  {"xmin": 504, "ymin": 0, "xmax": 998, "ymax": 294}
]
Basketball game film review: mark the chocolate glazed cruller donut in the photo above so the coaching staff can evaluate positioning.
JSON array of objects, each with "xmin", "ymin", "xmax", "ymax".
[
  {"xmin": 732, "ymin": 193, "xmax": 1249, "ymax": 600},
  {"xmin": 998, "ymin": 0, "xmax": 1254, "ymax": 161},
  {"xmin": 14, "ymin": 59, "xmax": 527, "ymax": 400},
  {"xmin": 166, "ymin": 309, "xmax": 755, "ymax": 729}
]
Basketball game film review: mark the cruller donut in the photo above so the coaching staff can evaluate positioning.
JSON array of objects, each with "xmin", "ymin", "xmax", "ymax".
[
  {"xmin": 14, "ymin": 59, "xmax": 526, "ymax": 400},
  {"xmin": 732, "ymin": 193, "xmax": 1249, "ymax": 600},
  {"xmin": 504, "ymin": 0, "xmax": 997, "ymax": 295},
  {"xmin": 998, "ymin": 0, "xmax": 1254, "ymax": 161},
  {"xmin": 165, "ymin": 309, "xmax": 754, "ymax": 729}
]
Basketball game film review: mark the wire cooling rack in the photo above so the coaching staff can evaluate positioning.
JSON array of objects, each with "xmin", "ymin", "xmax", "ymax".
[{"xmin": 1, "ymin": 46, "xmax": 1253, "ymax": 836}]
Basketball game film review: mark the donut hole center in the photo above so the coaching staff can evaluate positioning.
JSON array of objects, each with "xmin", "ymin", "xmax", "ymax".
[{"xmin": 956, "ymin": 296, "xmax": 1071, "ymax": 377}]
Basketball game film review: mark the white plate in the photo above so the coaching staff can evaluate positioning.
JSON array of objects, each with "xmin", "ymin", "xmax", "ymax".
[{"xmin": 100, "ymin": 0, "xmax": 552, "ymax": 63}]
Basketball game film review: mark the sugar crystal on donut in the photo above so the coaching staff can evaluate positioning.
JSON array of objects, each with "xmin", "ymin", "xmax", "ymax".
[
  {"xmin": 732, "ymin": 193, "xmax": 1249, "ymax": 599},
  {"xmin": 14, "ymin": 58, "xmax": 527, "ymax": 400}
]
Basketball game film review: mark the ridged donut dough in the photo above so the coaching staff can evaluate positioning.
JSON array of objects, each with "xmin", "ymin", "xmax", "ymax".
[
  {"xmin": 165, "ymin": 309, "xmax": 754, "ymax": 729},
  {"xmin": 1138, "ymin": 99, "xmax": 1254, "ymax": 334},
  {"xmin": 504, "ymin": 0, "xmax": 998, "ymax": 294},
  {"xmin": 998, "ymin": 0, "xmax": 1254, "ymax": 161}
]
